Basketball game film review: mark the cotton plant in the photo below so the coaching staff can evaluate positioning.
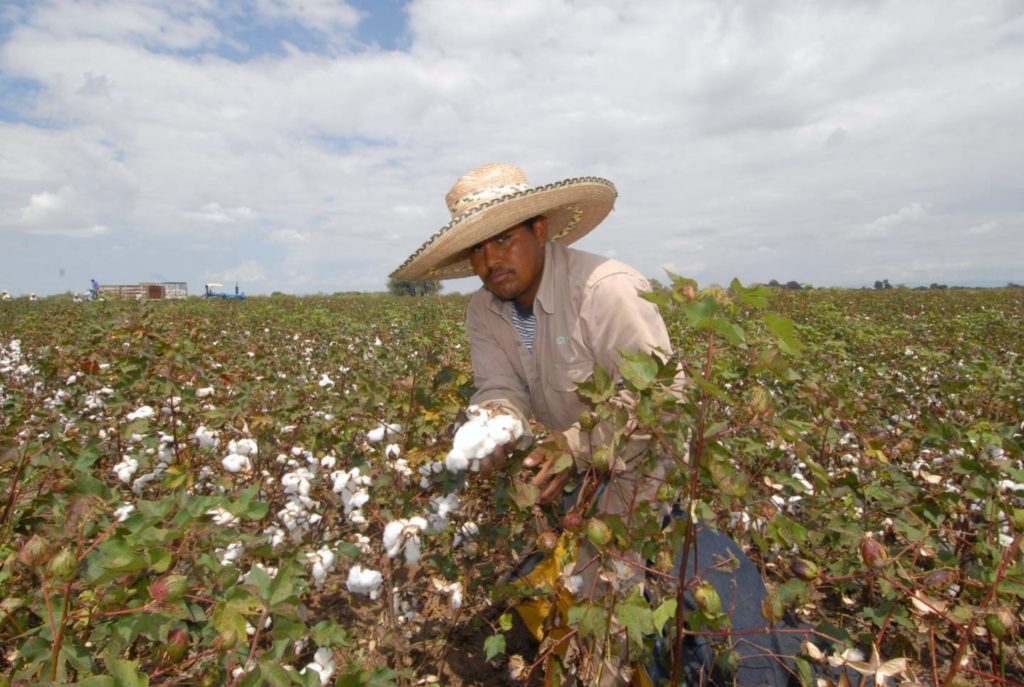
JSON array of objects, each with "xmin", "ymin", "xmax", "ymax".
[{"xmin": 445, "ymin": 405, "xmax": 523, "ymax": 473}]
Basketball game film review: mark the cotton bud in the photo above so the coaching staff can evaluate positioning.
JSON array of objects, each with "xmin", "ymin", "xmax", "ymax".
[
  {"xmin": 578, "ymin": 409, "xmax": 597, "ymax": 431},
  {"xmin": 715, "ymin": 648, "xmax": 739, "ymax": 675},
  {"xmin": 859, "ymin": 536, "xmax": 889, "ymax": 569},
  {"xmin": 215, "ymin": 628, "xmax": 239, "ymax": 651},
  {"xmin": 47, "ymin": 547, "xmax": 78, "ymax": 580},
  {"xmin": 921, "ymin": 569, "xmax": 955, "ymax": 590},
  {"xmin": 586, "ymin": 518, "xmax": 613, "ymax": 548},
  {"xmin": 591, "ymin": 447, "xmax": 611, "ymax": 472},
  {"xmin": 149, "ymin": 574, "xmax": 188, "ymax": 605},
  {"xmin": 790, "ymin": 558, "xmax": 820, "ymax": 581},
  {"xmin": 538, "ymin": 530, "xmax": 559, "ymax": 551},
  {"xmin": 561, "ymin": 512, "xmax": 583, "ymax": 531},
  {"xmin": 986, "ymin": 607, "xmax": 1017, "ymax": 640},
  {"xmin": 656, "ymin": 482, "xmax": 677, "ymax": 503},
  {"xmin": 749, "ymin": 387, "xmax": 772, "ymax": 416},
  {"xmin": 693, "ymin": 581, "xmax": 721, "ymax": 614},
  {"xmin": 166, "ymin": 627, "xmax": 190, "ymax": 660},
  {"xmin": 762, "ymin": 593, "xmax": 784, "ymax": 625},
  {"xmin": 18, "ymin": 534, "xmax": 51, "ymax": 568}
]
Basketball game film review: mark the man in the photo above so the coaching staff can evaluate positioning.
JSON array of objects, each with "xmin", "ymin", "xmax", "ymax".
[
  {"xmin": 392, "ymin": 163, "xmax": 675, "ymax": 685},
  {"xmin": 392, "ymin": 163, "xmax": 861, "ymax": 687}
]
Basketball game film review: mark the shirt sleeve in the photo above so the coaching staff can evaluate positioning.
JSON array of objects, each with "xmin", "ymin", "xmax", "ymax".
[
  {"xmin": 465, "ymin": 296, "xmax": 532, "ymax": 426},
  {"xmin": 579, "ymin": 271, "xmax": 673, "ymax": 377}
]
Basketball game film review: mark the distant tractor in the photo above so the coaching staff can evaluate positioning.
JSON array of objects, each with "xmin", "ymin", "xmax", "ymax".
[{"xmin": 204, "ymin": 283, "xmax": 246, "ymax": 300}]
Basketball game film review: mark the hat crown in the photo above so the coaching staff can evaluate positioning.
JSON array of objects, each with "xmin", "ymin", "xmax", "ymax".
[{"xmin": 446, "ymin": 163, "xmax": 532, "ymax": 218}]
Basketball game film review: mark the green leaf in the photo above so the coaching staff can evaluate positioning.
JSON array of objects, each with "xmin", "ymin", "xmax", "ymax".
[
  {"xmin": 698, "ymin": 317, "xmax": 746, "ymax": 347},
  {"xmin": 618, "ymin": 350, "xmax": 659, "ymax": 390},
  {"xmin": 652, "ymin": 599, "xmax": 677, "ymax": 636},
  {"xmin": 104, "ymin": 655, "xmax": 149, "ymax": 687},
  {"xmin": 615, "ymin": 591, "xmax": 655, "ymax": 645},
  {"xmin": 550, "ymin": 453, "xmax": 574, "ymax": 475},
  {"xmin": 258, "ymin": 660, "xmax": 296, "ymax": 687},
  {"xmin": 729, "ymin": 278, "xmax": 772, "ymax": 309},
  {"xmin": 576, "ymin": 363, "xmax": 616, "ymax": 403},
  {"xmin": 484, "ymin": 633, "xmax": 506, "ymax": 661},
  {"xmin": 310, "ymin": 620, "xmax": 352, "ymax": 648},
  {"xmin": 764, "ymin": 313, "xmax": 804, "ymax": 355},
  {"xmin": 511, "ymin": 481, "xmax": 539, "ymax": 509},
  {"xmin": 568, "ymin": 602, "xmax": 610, "ymax": 640},
  {"xmin": 73, "ymin": 678, "xmax": 117, "ymax": 687}
]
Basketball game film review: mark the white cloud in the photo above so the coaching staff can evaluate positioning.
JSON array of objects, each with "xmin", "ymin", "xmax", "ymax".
[
  {"xmin": 183, "ymin": 203, "xmax": 255, "ymax": 225},
  {"xmin": 0, "ymin": 0, "xmax": 1022, "ymax": 294},
  {"xmin": 856, "ymin": 203, "xmax": 928, "ymax": 239}
]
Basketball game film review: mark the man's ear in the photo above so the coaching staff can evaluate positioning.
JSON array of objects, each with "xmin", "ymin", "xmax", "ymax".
[{"xmin": 531, "ymin": 216, "xmax": 549, "ymax": 243}]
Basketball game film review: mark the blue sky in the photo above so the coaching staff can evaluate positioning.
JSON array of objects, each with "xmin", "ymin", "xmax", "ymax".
[{"xmin": 1, "ymin": 0, "xmax": 1022, "ymax": 297}]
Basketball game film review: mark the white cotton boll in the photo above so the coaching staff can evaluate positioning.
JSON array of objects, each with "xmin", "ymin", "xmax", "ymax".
[
  {"xmin": 404, "ymin": 537, "xmax": 423, "ymax": 564},
  {"xmin": 445, "ymin": 448, "xmax": 469, "ymax": 473},
  {"xmin": 126, "ymin": 405, "xmax": 154, "ymax": 421},
  {"xmin": 113, "ymin": 504, "xmax": 135, "ymax": 522},
  {"xmin": 219, "ymin": 541, "xmax": 245, "ymax": 566},
  {"xmin": 366, "ymin": 426, "xmax": 385, "ymax": 443},
  {"xmin": 382, "ymin": 521, "xmax": 404, "ymax": 558},
  {"xmin": 321, "ymin": 455, "xmax": 336, "ymax": 470},
  {"xmin": 486, "ymin": 413, "xmax": 523, "ymax": 444},
  {"xmin": 303, "ymin": 647, "xmax": 336, "ymax": 687},
  {"xmin": 385, "ymin": 443, "xmax": 401, "ymax": 459},
  {"xmin": 66, "ymin": 374, "xmax": 77, "ymax": 385},
  {"xmin": 452, "ymin": 421, "xmax": 488, "ymax": 455},
  {"xmin": 230, "ymin": 438, "xmax": 258, "ymax": 456},
  {"xmin": 346, "ymin": 565, "xmax": 383, "ymax": 599},
  {"xmin": 113, "ymin": 457, "xmax": 139, "ymax": 484},
  {"xmin": 222, "ymin": 453, "xmax": 252, "ymax": 474},
  {"xmin": 448, "ymin": 581, "xmax": 463, "ymax": 609},
  {"xmin": 318, "ymin": 373, "xmax": 334, "ymax": 387},
  {"xmin": 196, "ymin": 386, "xmax": 214, "ymax": 398},
  {"xmin": 476, "ymin": 436, "xmax": 497, "ymax": 460},
  {"xmin": 207, "ymin": 507, "xmax": 239, "ymax": 526}
]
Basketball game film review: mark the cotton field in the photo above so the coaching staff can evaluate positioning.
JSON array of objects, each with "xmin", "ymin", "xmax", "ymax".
[{"xmin": 1, "ymin": 287, "xmax": 1022, "ymax": 686}]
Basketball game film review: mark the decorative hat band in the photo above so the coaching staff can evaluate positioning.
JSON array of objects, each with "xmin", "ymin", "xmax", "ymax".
[{"xmin": 448, "ymin": 183, "xmax": 531, "ymax": 217}]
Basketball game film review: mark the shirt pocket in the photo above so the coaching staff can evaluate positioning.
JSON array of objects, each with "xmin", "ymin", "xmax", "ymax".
[{"xmin": 549, "ymin": 359, "xmax": 595, "ymax": 393}]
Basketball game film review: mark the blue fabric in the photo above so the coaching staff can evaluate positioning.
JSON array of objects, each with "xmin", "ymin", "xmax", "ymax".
[{"xmin": 648, "ymin": 513, "xmax": 865, "ymax": 686}]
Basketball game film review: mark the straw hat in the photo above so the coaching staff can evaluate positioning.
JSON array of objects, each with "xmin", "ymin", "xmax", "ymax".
[{"xmin": 390, "ymin": 163, "xmax": 617, "ymax": 281}]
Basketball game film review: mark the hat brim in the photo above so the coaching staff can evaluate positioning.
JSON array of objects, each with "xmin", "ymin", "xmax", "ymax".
[{"xmin": 390, "ymin": 177, "xmax": 617, "ymax": 281}]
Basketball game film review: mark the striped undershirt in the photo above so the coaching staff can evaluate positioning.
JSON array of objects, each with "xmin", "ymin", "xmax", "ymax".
[{"xmin": 511, "ymin": 302, "xmax": 536, "ymax": 353}]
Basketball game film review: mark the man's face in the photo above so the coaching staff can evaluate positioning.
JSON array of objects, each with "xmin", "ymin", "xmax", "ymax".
[{"xmin": 469, "ymin": 217, "xmax": 548, "ymax": 306}]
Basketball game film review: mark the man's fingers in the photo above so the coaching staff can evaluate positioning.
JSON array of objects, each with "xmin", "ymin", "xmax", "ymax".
[
  {"xmin": 522, "ymin": 447, "xmax": 547, "ymax": 468},
  {"xmin": 478, "ymin": 444, "xmax": 507, "ymax": 477},
  {"xmin": 538, "ymin": 470, "xmax": 572, "ymax": 504}
]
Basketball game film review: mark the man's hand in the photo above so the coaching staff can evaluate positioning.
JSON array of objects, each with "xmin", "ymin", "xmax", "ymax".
[
  {"xmin": 524, "ymin": 447, "xmax": 574, "ymax": 504},
  {"xmin": 478, "ymin": 444, "xmax": 508, "ymax": 477}
]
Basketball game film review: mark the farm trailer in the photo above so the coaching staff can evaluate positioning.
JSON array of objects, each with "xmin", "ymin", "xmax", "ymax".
[{"xmin": 90, "ymin": 280, "xmax": 189, "ymax": 301}]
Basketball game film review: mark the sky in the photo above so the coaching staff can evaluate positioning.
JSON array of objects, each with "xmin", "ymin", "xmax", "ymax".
[{"xmin": 1, "ymin": 0, "xmax": 1022, "ymax": 297}]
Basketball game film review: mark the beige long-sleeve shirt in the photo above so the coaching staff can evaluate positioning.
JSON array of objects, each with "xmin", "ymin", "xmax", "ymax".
[{"xmin": 466, "ymin": 241, "xmax": 673, "ymax": 434}]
